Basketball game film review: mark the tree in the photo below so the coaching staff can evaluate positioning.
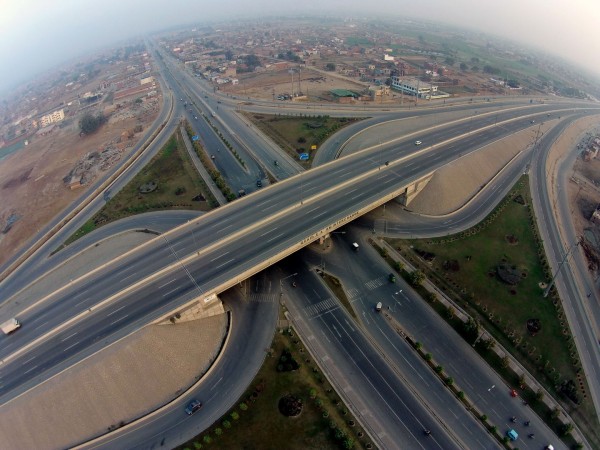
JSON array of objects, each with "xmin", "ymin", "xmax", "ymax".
[
  {"xmin": 225, "ymin": 49, "xmax": 234, "ymax": 61},
  {"xmin": 79, "ymin": 112, "xmax": 106, "ymax": 135},
  {"xmin": 215, "ymin": 427, "xmax": 223, "ymax": 436},
  {"xmin": 408, "ymin": 270, "xmax": 425, "ymax": 287},
  {"xmin": 309, "ymin": 388, "xmax": 317, "ymax": 399},
  {"xmin": 459, "ymin": 62, "xmax": 468, "ymax": 71},
  {"xmin": 231, "ymin": 411, "xmax": 240, "ymax": 420},
  {"xmin": 325, "ymin": 63, "xmax": 336, "ymax": 71},
  {"xmin": 239, "ymin": 402, "xmax": 248, "ymax": 411},
  {"xmin": 343, "ymin": 437, "xmax": 355, "ymax": 449},
  {"xmin": 444, "ymin": 57, "xmax": 455, "ymax": 66},
  {"xmin": 222, "ymin": 420, "xmax": 232, "ymax": 429},
  {"xmin": 471, "ymin": 65, "xmax": 479, "ymax": 72}
]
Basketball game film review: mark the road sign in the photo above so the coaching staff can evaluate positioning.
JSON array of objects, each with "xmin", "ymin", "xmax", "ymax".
[
  {"xmin": 299, "ymin": 153, "xmax": 309, "ymax": 161},
  {"xmin": 192, "ymin": 135, "xmax": 199, "ymax": 141}
]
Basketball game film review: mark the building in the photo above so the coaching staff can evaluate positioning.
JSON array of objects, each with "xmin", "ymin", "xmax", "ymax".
[
  {"xmin": 40, "ymin": 109, "xmax": 65, "ymax": 128},
  {"xmin": 390, "ymin": 77, "xmax": 449, "ymax": 99}
]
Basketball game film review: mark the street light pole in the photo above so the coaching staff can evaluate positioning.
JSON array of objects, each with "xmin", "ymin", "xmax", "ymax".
[
  {"xmin": 543, "ymin": 238, "xmax": 580, "ymax": 298},
  {"xmin": 280, "ymin": 272, "xmax": 298, "ymax": 298}
]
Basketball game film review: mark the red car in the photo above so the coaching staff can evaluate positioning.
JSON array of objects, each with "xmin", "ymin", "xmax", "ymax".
[{"xmin": 510, "ymin": 389, "xmax": 518, "ymax": 398}]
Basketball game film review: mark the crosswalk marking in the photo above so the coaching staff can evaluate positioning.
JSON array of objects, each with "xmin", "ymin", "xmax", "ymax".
[
  {"xmin": 365, "ymin": 276, "xmax": 386, "ymax": 290},
  {"xmin": 247, "ymin": 293, "xmax": 277, "ymax": 303},
  {"xmin": 304, "ymin": 297, "xmax": 339, "ymax": 318},
  {"xmin": 346, "ymin": 288, "xmax": 360, "ymax": 300}
]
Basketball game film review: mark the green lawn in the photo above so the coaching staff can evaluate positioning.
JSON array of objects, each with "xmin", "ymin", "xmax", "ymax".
[
  {"xmin": 62, "ymin": 129, "xmax": 215, "ymax": 247},
  {"xmin": 243, "ymin": 113, "xmax": 365, "ymax": 169},
  {"xmin": 178, "ymin": 329, "xmax": 372, "ymax": 450}
]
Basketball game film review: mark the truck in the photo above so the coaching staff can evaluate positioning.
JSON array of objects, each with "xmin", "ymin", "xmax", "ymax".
[{"xmin": 1, "ymin": 318, "xmax": 21, "ymax": 334}]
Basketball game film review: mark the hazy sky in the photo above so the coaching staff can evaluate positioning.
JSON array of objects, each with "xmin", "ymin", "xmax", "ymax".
[{"xmin": 1, "ymin": 0, "xmax": 599, "ymax": 95}]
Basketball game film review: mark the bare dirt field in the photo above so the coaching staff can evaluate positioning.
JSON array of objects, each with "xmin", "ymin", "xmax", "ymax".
[
  {"xmin": 408, "ymin": 121, "xmax": 554, "ymax": 215},
  {"xmin": 220, "ymin": 67, "xmax": 369, "ymax": 102},
  {"xmin": 0, "ymin": 96, "xmax": 161, "ymax": 269}
]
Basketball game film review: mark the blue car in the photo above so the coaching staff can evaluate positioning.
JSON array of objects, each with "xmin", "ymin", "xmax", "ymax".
[
  {"xmin": 507, "ymin": 429, "xmax": 518, "ymax": 441},
  {"xmin": 185, "ymin": 399, "xmax": 203, "ymax": 415}
]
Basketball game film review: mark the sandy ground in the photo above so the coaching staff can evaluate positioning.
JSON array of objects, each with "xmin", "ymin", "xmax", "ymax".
[
  {"xmin": 221, "ymin": 67, "xmax": 369, "ymax": 101},
  {"xmin": 0, "ymin": 97, "xmax": 160, "ymax": 270},
  {"xmin": 408, "ymin": 121, "xmax": 554, "ymax": 215},
  {"xmin": 0, "ymin": 315, "xmax": 228, "ymax": 450}
]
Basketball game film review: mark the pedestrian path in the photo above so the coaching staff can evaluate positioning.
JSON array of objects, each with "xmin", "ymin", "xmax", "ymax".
[{"xmin": 304, "ymin": 297, "xmax": 339, "ymax": 318}]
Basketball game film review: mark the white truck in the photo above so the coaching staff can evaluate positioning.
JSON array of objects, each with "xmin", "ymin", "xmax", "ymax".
[{"xmin": 1, "ymin": 318, "xmax": 21, "ymax": 334}]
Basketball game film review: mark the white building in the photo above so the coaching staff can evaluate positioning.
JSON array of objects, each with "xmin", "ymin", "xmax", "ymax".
[
  {"xmin": 40, "ymin": 109, "xmax": 65, "ymax": 128},
  {"xmin": 391, "ymin": 77, "xmax": 442, "ymax": 99}
]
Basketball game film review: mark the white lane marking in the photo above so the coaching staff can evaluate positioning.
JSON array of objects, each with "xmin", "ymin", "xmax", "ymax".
[
  {"xmin": 122, "ymin": 272, "xmax": 138, "ymax": 281},
  {"xmin": 210, "ymin": 377, "xmax": 224, "ymax": 391},
  {"xmin": 267, "ymin": 233, "xmax": 284, "ymax": 243},
  {"xmin": 24, "ymin": 365, "xmax": 38, "ymax": 375},
  {"xmin": 61, "ymin": 332, "xmax": 78, "ymax": 342},
  {"xmin": 23, "ymin": 356, "xmax": 37, "ymax": 364},
  {"xmin": 210, "ymin": 251, "xmax": 230, "ymax": 262},
  {"xmin": 63, "ymin": 341, "xmax": 81, "ymax": 352},
  {"xmin": 260, "ymin": 228, "xmax": 275, "ymax": 237},
  {"xmin": 158, "ymin": 279, "xmax": 176, "ymax": 288},
  {"xmin": 215, "ymin": 259, "xmax": 235, "ymax": 269},
  {"xmin": 107, "ymin": 304, "xmax": 128, "ymax": 317},
  {"xmin": 162, "ymin": 287, "xmax": 179, "ymax": 297},
  {"xmin": 110, "ymin": 315, "xmax": 129, "ymax": 326},
  {"xmin": 33, "ymin": 321, "xmax": 50, "ymax": 332}
]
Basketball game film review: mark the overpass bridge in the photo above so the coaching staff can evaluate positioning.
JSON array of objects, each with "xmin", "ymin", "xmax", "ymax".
[{"xmin": 1, "ymin": 104, "xmax": 598, "ymax": 400}]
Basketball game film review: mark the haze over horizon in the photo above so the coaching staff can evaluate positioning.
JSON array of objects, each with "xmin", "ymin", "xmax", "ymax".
[{"xmin": 1, "ymin": 0, "xmax": 599, "ymax": 96}]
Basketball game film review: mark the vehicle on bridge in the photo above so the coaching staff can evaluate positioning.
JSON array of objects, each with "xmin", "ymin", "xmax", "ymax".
[
  {"xmin": 1, "ymin": 318, "xmax": 20, "ymax": 334},
  {"xmin": 507, "ymin": 429, "xmax": 518, "ymax": 441},
  {"xmin": 185, "ymin": 399, "xmax": 202, "ymax": 415}
]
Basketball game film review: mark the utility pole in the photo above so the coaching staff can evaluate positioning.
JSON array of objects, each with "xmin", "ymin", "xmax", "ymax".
[{"xmin": 543, "ymin": 238, "xmax": 580, "ymax": 297}]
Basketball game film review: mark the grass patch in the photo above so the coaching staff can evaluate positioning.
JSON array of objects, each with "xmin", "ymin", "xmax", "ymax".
[
  {"xmin": 322, "ymin": 272, "xmax": 358, "ymax": 321},
  {"xmin": 243, "ymin": 113, "xmax": 365, "ymax": 169},
  {"xmin": 177, "ymin": 328, "xmax": 373, "ymax": 450},
  {"xmin": 386, "ymin": 175, "xmax": 599, "ymax": 446},
  {"xmin": 62, "ymin": 129, "xmax": 215, "ymax": 247}
]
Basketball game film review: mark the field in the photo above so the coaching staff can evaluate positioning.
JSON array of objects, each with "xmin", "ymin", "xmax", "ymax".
[
  {"xmin": 243, "ymin": 113, "xmax": 365, "ymax": 168},
  {"xmin": 177, "ymin": 328, "xmax": 371, "ymax": 450},
  {"xmin": 63, "ymin": 129, "xmax": 215, "ymax": 246}
]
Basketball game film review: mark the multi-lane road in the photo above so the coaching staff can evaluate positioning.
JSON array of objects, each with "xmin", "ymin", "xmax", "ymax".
[{"xmin": 1, "ymin": 43, "xmax": 599, "ymax": 449}]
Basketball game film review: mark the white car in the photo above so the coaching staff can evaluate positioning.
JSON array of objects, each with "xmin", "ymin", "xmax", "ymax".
[{"xmin": 415, "ymin": 140, "xmax": 422, "ymax": 146}]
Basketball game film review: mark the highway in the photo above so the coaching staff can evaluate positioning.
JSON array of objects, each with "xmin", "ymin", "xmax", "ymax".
[{"xmin": 2, "ymin": 104, "xmax": 598, "ymax": 397}]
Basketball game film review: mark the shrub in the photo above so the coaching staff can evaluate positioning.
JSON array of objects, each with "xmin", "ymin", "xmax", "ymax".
[
  {"xmin": 231, "ymin": 411, "xmax": 240, "ymax": 420},
  {"xmin": 239, "ymin": 402, "xmax": 248, "ymax": 411},
  {"xmin": 202, "ymin": 435, "xmax": 212, "ymax": 444},
  {"xmin": 222, "ymin": 420, "xmax": 231, "ymax": 429}
]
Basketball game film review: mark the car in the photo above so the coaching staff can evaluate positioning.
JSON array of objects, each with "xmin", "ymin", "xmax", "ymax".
[
  {"xmin": 375, "ymin": 302, "xmax": 383, "ymax": 311},
  {"xmin": 185, "ymin": 399, "xmax": 202, "ymax": 415},
  {"xmin": 414, "ymin": 140, "xmax": 422, "ymax": 145},
  {"xmin": 256, "ymin": 179, "xmax": 262, "ymax": 188},
  {"xmin": 544, "ymin": 446, "xmax": 554, "ymax": 450},
  {"xmin": 510, "ymin": 389, "xmax": 518, "ymax": 397},
  {"xmin": 507, "ymin": 429, "xmax": 518, "ymax": 441},
  {"xmin": 530, "ymin": 120, "xmax": 535, "ymax": 124},
  {"xmin": 211, "ymin": 154, "xmax": 215, "ymax": 160},
  {"xmin": 388, "ymin": 273, "xmax": 396, "ymax": 283},
  {"xmin": 194, "ymin": 116, "xmax": 198, "ymax": 120}
]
